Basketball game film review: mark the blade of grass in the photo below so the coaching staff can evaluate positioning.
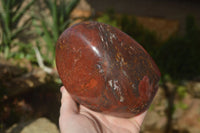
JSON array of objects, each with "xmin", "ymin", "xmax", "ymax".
[
  {"xmin": 51, "ymin": 0, "xmax": 59, "ymax": 41},
  {"xmin": 59, "ymin": 0, "xmax": 65, "ymax": 26},
  {"xmin": 11, "ymin": 17, "xmax": 32, "ymax": 40},
  {"xmin": 12, "ymin": 0, "xmax": 35, "ymax": 26},
  {"xmin": 41, "ymin": 19, "xmax": 54, "ymax": 46},
  {"xmin": 65, "ymin": 0, "xmax": 80, "ymax": 19},
  {"xmin": 12, "ymin": 0, "xmax": 23, "ymax": 14},
  {"xmin": 60, "ymin": 19, "xmax": 71, "ymax": 31}
]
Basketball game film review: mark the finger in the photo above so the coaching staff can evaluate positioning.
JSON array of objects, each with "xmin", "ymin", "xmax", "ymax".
[
  {"xmin": 60, "ymin": 86, "xmax": 78, "ymax": 116},
  {"xmin": 129, "ymin": 111, "xmax": 147, "ymax": 127},
  {"xmin": 79, "ymin": 105, "xmax": 104, "ymax": 118}
]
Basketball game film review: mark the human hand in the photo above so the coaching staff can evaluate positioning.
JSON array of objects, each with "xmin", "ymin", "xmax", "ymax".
[{"xmin": 59, "ymin": 86, "xmax": 147, "ymax": 133}]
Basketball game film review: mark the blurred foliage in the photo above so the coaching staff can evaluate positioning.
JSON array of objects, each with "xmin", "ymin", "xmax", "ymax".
[
  {"xmin": 0, "ymin": 0, "xmax": 80, "ymax": 108},
  {"xmin": 97, "ymin": 12, "xmax": 200, "ymax": 81},
  {"xmin": 120, "ymin": 15, "xmax": 159, "ymax": 56},
  {"xmin": 175, "ymin": 86, "xmax": 188, "ymax": 110},
  {"xmin": 12, "ymin": 43, "xmax": 36, "ymax": 61},
  {"xmin": 97, "ymin": 14, "xmax": 118, "ymax": 28},
  {"xmin": 157, "ymin": 15, "xmax": 200, "ymax": 80},
  {"xmin": 0, "ymin": 0, "xmax": 35, "ymax": 58},
  {"xmin": 97, "ymin": 9, "xmax": 118, "ymax": 28},
  {"xmin": 177, "ymin": 86, "xmax": 187, "ymax": 99},
  {"xmin": 0, "ymin": 0, "xmax": 80, "ymax": 66},
  {"xmin": 175, "ymin": 102, "xmax": 188, "ymax": 110},
  {"xmin": 33, "ymin": 0, "xmax": 80, "ymax": 66}
]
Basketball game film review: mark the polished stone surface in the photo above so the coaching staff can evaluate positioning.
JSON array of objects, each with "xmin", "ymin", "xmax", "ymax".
[{"xmin": 56, "ymin": 21, "xmax": 161, "ymax": 117}]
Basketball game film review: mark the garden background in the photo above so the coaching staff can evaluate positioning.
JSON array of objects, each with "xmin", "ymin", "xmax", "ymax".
[{"xmin": 0, "ymin": 0, "xmax": 200, "ymax": 132}]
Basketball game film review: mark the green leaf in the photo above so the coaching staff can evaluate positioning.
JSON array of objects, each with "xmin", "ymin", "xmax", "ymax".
[
  {"xmin": 51, "ymin": 0, "xmax": 59, "ymax": 41},
  {"xmin": 65, "ymin": 0, "xmax": 80, "ymax": 17},
  {"xmin": 11, "ymin": 17, "xmax": 32, "ymax": 40},
  {"xmin": 41, "ymin": 19, "xmax": 54, "ymax": 46},
  {"xmin": 12, "ymin": 0, "xmax": 35, "ymax": 26},
  {"xmin": 44, "ymin": 0, "xmax": 53, "ymax": 15},
  {"xmin": 59, "ymin": 0, "xmax": 65, "ymax": 25},
  {"xmin": 34, "ymin": 0, "xmax": 80, "ymax": 66},
  {"xmin": 12, "ymin": 0, "xmax": 23, "ymax": 14},
  {"xmin": 60, "ymin": 19, "xmax": 71, "ymax": 31},
  {"xmin": 1, "ymin": 0, "xmax": 11, "ymax": 36}
]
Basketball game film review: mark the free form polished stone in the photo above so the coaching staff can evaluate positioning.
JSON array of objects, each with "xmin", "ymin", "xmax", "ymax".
[{"xmin": 56, "ymin": 21, "xmax": 161, "ymax": 118}]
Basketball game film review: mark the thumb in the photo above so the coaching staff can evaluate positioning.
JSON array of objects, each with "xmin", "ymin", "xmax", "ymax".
[
  {"xmin": 129, "ymin": 111, "xmax": 147, "ymax": 129},
  {"xmin": 60, "ymin": 86, "xmax": 78, "ymax": 116},
  {"xmin": 59, "ymin": 86, "xmax": 79, "ymax": 133}
]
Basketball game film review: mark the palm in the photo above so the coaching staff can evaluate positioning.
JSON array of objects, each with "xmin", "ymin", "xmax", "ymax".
[{"xmin": 59, "ymin": 86, "xmax": 146, "ymax": 133}]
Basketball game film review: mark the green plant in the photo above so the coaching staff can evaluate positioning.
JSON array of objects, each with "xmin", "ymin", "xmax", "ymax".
[
  {"xmin": 175, "ymin": 88, "xmax": 188, "ymax": 110},
  {"xmin": 13, "ymin": 42, "xmax": 36, "ymax": 60},
  {"xmin": 176, "ymin": 102, "xmax": 188, "ymax": 110},
  {"xmin": 0, "ymin": 0, "xmax": 35, "ymax": 58},
  {"xmin": 97, "ymin": 9, "xmax": 119, "ymax": 28},
  {"xmin": 97, "ymin": 14, "xmax": 119, "ymax": 28},
  {"xmin": 177, "ymin": 86, "xmax": 187, "ymax": 99},
  {"xmin": 34, "ymin": 0, "xmax": 80, "ymax": 66}
]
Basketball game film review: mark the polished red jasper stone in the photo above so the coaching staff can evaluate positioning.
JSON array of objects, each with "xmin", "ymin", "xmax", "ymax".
[{"xmin": 56, "ymin": 21, "xmax": 161, "ymax": 118}]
